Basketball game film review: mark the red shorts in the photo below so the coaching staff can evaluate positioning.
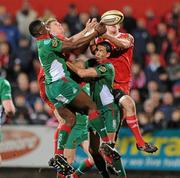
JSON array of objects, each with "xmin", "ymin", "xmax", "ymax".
[
  {"xmin": 113, "ymin": 82, "xmax": 130, "ymax": 95},
  {"xmin": 38, "ymin": 71, "xmax": 55, "ymax": 111}
]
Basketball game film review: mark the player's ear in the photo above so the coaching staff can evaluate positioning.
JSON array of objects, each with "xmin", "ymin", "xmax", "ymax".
[
  {"xmin": 106, "ymin": 52, "xmax": 111, "ymax": 58},
  {"xmin": 45, "ymin": 25, "xmax": 50, "ymax": 32}
]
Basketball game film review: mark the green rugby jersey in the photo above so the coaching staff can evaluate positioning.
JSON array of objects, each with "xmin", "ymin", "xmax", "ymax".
[
  {"xmin": 36, "ymin": 35, "xmax": 70, "ymax": 84},
  {"xmin": 0, "ymin": 77, "xmax": 12, "ymax": 122},
  {"xmin": 87, "ymin": 61, "xmax": 115, "ymax": 109}
]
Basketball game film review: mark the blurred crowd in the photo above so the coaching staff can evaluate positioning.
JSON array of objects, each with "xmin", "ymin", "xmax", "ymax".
[{"xmin": 0, "ymin": 0, "xmax": 179, "ymax": 132}]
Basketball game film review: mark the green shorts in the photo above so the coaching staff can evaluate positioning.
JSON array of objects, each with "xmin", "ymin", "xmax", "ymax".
[
  {"xmin": 45, "ymin": 77, "xmax": 81, "ymax": 109},
  {"xmin": 65, "ymin": 127, "xmax": 88, "ymax": 149},
  {"xmin": 101, "ymin": 103, "xmax": 120, "ymax": 133},
  {"xmin": 65, "ymin": 114, "xmax": 88, "ymax": 149}
]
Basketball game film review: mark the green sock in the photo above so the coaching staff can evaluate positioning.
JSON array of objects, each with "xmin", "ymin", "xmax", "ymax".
[
  {"xmin": 57, "ymin": 124, "xmax": 71, "ymax": 153},
  {"xmin": 75, "ymin": 159, "xmax": 93, "ymax": 176},
  {"xmin": 113, "ymin": 157, "xmax": 126, "ymax": 177},
  {"xmin": 88, "ymin": 111, "xmax": 109, "ymax": 142}
]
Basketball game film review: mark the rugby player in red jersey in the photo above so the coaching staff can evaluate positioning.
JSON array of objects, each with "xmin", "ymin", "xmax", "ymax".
[{"xmin": 91, "ymin": 24, "xmax": 158, "ymax": 153}]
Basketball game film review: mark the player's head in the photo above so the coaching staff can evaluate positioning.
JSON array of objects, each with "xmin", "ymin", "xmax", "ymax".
[
  {"xmin": 29, "ymin": 19, "xmax": 47, "ymax": 37},
  {"xmin": 95, "ymin": 41, "xmax": 112, "ymax": 62},
  {"xmin": 106, "ymin": 24, "xmax": 120, "ymax": 35},
  {"xmin": 44, "ymin": 17, "xmax": 65, "ymax": 37}
]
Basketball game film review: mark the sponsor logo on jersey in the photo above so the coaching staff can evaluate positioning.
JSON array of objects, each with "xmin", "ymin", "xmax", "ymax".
[
  {"xmin": 98, "ymin": 66, "xmax": 107, "ymax": 73},
  {"xmin": 52, "ymin": 39, "xmax": 58, "ymax": 48}
]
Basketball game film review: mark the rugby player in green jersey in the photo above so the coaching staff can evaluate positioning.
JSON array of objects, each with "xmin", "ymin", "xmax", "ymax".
[
  {"xmin": 29, "ymin": 18, "xmax": 120, "ymax": 176},
  {"xmin": 66, "ymin": 41, "xmax": 127, "ymax": 178},
  {"xmin": 0, "ymin": 77, "xmax": 15, "ymax": 164}
]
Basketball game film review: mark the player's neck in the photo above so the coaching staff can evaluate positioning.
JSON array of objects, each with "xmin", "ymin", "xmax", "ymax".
[{"xmin": 108, "ymin": 31, "xmax": 120, "ymax": 37}]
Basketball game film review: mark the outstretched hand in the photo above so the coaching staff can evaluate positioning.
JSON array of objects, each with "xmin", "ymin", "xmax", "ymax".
[{"xmin": 95, "ymin": 23, "xmax": 107, "ymax": 36}]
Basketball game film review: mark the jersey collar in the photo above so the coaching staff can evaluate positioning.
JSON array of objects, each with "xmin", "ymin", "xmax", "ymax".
[{"xmin": 36, "ymin": 34, "xmax": 51, "ymax": 41}]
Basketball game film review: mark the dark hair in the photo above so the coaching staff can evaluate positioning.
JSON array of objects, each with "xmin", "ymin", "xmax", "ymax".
[
  {"xmin": 97, "ymin": 41, "xmax": 112, "ymax": 53},
  {"xmin": 29, "ymin": 20, "xmax": 43, "ymax": 37}
]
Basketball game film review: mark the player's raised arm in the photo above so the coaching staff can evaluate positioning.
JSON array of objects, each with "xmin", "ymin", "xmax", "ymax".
[
  {"xmin": 66, "ymin": 61, "xmax": 98, "ymax": 78},
  {"xmin": 102, "ymin": 33, "xmax": 134, "ymax": 49},
  {"xmin": 61, "ymin": 23, "xmax": 106, "ymax": 52},
  {"xmin": 69, "ymin": 18, "xmax": 98, "ymax": 42}
]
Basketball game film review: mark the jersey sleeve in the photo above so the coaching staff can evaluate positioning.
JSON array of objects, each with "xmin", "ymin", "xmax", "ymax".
[
  {"xmin": 95, "ymin": 63, "xmax": 114, "ymax": 77},
  {"xmin": 0, "ymin": 79, "xmax": 12, "ymax": 100}
]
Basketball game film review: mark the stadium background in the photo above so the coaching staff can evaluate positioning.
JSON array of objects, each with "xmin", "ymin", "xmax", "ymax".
[{"xmin": 0, "ymin": 0, "xmax": 179, "ymax": 178}]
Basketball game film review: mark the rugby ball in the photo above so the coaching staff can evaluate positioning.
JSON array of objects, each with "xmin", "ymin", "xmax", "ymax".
[{"xmin": 100, "ymin": 10, "xmax": 124, "ymax": 26}]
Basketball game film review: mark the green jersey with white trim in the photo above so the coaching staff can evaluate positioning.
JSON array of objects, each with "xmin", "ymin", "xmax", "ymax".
[
  {"xmin": 0, "ymin": 77, "xmax": 12, "ymax": 123},
  {"xmin": 37, "ymin": 36, "xmax": 70, "ymax": 84},
  {"xmin": 87, "ymin": 62, "xmax": 115, "ymax": 109}
]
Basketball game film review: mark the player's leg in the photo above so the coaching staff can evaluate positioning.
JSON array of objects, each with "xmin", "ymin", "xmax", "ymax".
[
  {"xmin": 70, "ymin": 90, "xmax": 121, "ymax": 160},
  {"xmin": 101, "ymin": 103, "xmax": 126, "ymax": 177},
  {"xmin": 69, "ymin": 90, "xmax": 110, "ymax": 143},
  {"xmin": 113, "ymin": 89, "xmax": 158, "ymax": 153},
  {"xmin": 89, "ymin": 129, "xmax": 110, "ymax": 178},
  {"xmin": 69, "ymin": 140, "xmax": 94, "ymax": 178}
]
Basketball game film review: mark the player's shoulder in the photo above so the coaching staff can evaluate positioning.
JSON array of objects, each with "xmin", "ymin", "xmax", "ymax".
[
  {"xmin": 0, "ymin": 77, "xmax": 10, "ymax": 87},
  {"xmin": 118, "ymin": 32, "xmax": 134, "ymax": 41},
  {"xmin": 98, "ymin": 62, "xmax": 114, "ymax": 72},
  {"xmin": 41, "ymin": 36, "xmax": 62, "ymax": 49}
]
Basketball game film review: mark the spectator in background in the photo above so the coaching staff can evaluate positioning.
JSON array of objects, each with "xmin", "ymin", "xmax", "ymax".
[
  {"xmin": 154, "ymin": 23, "xmax": 167, "ymax": 54},
  {"xmin": 147, "ymin": 80, "xmax": 159, "ymax": 94},
  {"xmin": 122, "ymin": 5, "xmax": 136, "ymax": 34},
  {"xmin": 157, "ymin": 67, "xmax": 170, "ymax": 92},
  {"xmin": 145, "ymin": 42, "xmax": 166, "ymax": 67},
  {"xmin": 89, "ymin": 5, "xmax": 101, "ymax": 22},
  {"xmin": 78, "ymin": 12, "xmax": 90, "ymax": 31},
  {"xmin": 0, "ymin": 41, "xmax": 12, "ymax": 69},
  {"xmin": 145, "ymin": 53, "xmax": 161, "ymax": 82},
  {"xmin": 26, "ymin": 80, "xmax": 40, "ymax": 110},
  {"xmin": 0, "ymin": 5, "xmax": 8, "ymax": 25},
  {"xmin": 130, "ymin": 89, "xmax": 143, "ymax": 113},
  {"xmin": 172, "ymin": 82, "xmax": 180, "ymax": 107},
  {"xmin": 149, "ymin": 91, "xmax": 161, "ymax": 109},
  {"xmin": 167, "ymin": 52, "xmax": 180, "ymax": 82},
  {"xmin": 14, "ymin": 35, "xmax": 36, "ymax": 80},
  {"xmin": 131, "ymin": 63, "xmax": 146, "ymax": 89},
  {"xmin": 168, "ymin": 108, "xmax": 180, "ymax": 128},
  {"xmin": 14, "ymin": 72, "xmax": 29, "ymax": 96},
  {"xmin": 145, "ymin": 9, "xmax": 160, "ymax": 38},
  {"xmin": 16, "ymin": 0, "xmax": 37, "ymax": 37},
  {"xmin": 13, "ymin": 93, "xmax": 31, "ymax": 125},
  {"xmin": 143, "ymin": 99, "xmax": 155, "ymax": 119},
  {"xmin": 30, "ymin": 98, "xmax": 50, "ymax": 125},
  {"xmin": 152, "ymin": 111, "xmax": 166, "ymax": 130},
  {"xmin": 0, "ymin": 14, "xmax": 20, "ymax": 52},
  {"xmin": 161, "ymin": 28, "xmax": 179, "ymax": 61},
  {"xmin": 163, "ymin": 2, "xmax": 180, "ymax": 31},
  {"xmin": 138, "ymin": 112, "xmax": 153, "ymax": 134},
  {"xmin": 158, "ymin": 92, "xmax": 175, "ymax": 122},
  {"xmin": 132, "ymin": 18, "xmax": 151, "ymax": 64},
  {"xmin": 63, "ymin": 3, "xmax": 81, "ymax": 35}
]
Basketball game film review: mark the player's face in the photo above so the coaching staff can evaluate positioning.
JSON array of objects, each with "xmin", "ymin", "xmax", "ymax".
[
  {"xmin": 106, "ymin": 24, "xmax": 120, "ymax": 34},
  {"xmin": 95, "ymin": 45, "xmax": 109, "ymax": 62},
  {"xmin": 48, "ymin": 20, "xmax": 64, "ymax": 36}
]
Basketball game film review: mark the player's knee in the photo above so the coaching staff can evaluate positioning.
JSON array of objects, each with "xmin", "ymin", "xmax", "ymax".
[
  {"xmin": 120, "ymin": 95, "xmax": 135, "ymax": 113},
  {"xmin": 66, "ymin": 117, "xmax": 76, "ymax": 128}
]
